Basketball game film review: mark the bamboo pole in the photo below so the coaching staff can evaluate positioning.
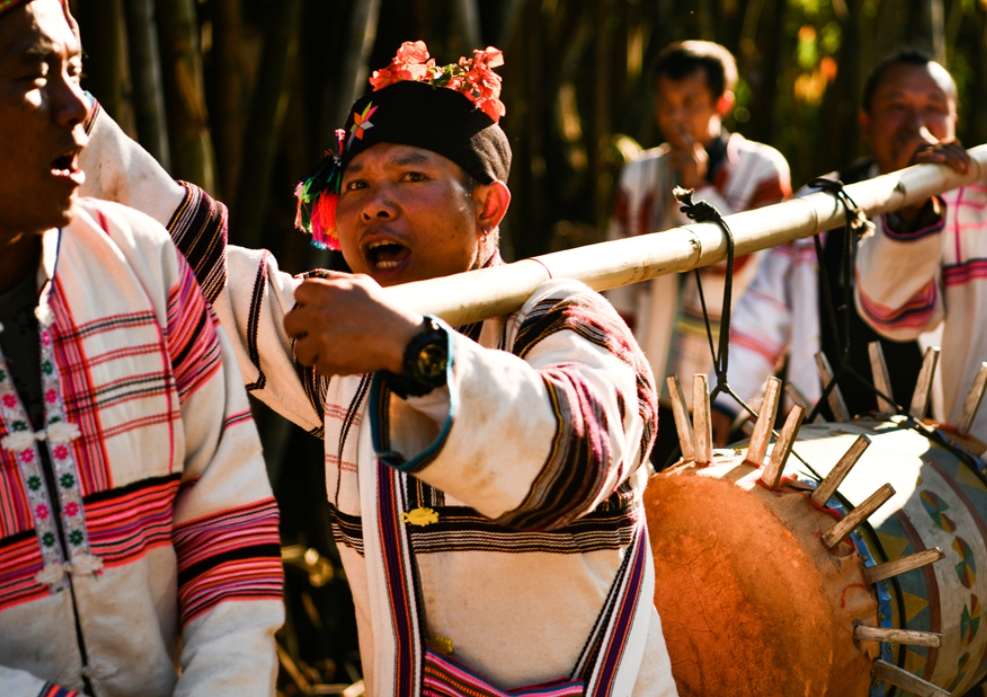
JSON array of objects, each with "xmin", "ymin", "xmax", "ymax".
[{"xmin": 383, "ymin": 147, "xmax": 987, "ymax": 325}]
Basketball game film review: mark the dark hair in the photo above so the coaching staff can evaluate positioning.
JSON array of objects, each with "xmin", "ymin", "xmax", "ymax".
[
  {"xmin": 655, "ymin": 41, "xmax": 738, "ymax": 100},
  {"xmin": 862, "ymin": 48, "xmax": 956, "ymax": 112}
]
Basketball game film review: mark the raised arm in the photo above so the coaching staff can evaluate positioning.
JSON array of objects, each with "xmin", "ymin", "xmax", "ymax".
[
  {"xmin": 79, "ymin": 101, "xmax": 325, "ymax": 434},
  {"xmin": 78, "ymin": 100, "xmax": 185, "ymax": 226}
]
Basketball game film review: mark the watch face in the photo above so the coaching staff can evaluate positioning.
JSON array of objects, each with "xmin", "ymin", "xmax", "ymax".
[{"xmin": 416, "ymin": 342, "xmax": 447, "ymax": 380}]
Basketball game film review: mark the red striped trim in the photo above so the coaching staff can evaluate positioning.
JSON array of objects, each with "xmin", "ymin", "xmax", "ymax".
[
  {"xmin": 81, "ymin": 342, "xmax": 163, "ymax": 368},
  {"xmin": 880, "ymin": 210, "xmax": 944, "ymax": 241},
  {"xmin": 423, "ymin": 649, "xmax": 584, "ymax": 696},
  {"xmin": 0, "ymin": 534, "xmax": 47, "ymax": 611},
  {"xmin": 731, "ymin": 330, "xmax": 783, "ymax": 365},
  {"xmin": 166, "ymin": 261, "xmax": 223, "ymax": 402},
  {"xmin": 100, "ymin": 410, "xmax": 181, "ymax": 440},
  {"xmin": 177, "ymin": 556, "xmax": 283, "ymax": 626},
  {"xmin": 38, "ymin": 683, "xmax": 79, "ymax": 697},
  {"xmin": 223, "ymin": 410, "xmax": 254, "ymax": 429},
  {"xmin": 173, "ymin": 498, "xmax": 282, "ymax": 626},
  {"xmin": 943, "ymin": 259, "xmax": 987, "ymax": 287},
  {"xmin": 378, "ymin": 465, "xmax": 421, "ymax": 694},
  {"xmin": 49, "ymin": 278, "xmax": 113, "ymax": 494},
  {"xmin": 0, "ymin": 448, "xmax": 33, "ymax": 537},
  {"xmin": 856, "ymin": 275, "xmax": 938, "ymax": 331},
  {"xmin": 85, "ymin": 476, "xmax": 181, "ymax": 567}
]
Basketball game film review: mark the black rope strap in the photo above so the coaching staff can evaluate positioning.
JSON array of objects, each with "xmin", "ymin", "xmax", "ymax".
[{"xmin": 673, "ymin": 186, "xmax": 759, "ymax": 421}]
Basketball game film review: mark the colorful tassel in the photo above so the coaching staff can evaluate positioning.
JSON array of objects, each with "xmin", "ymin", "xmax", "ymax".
[{"xmin": 294, "ymin": 129, "xmax": 347, "ymax": 251}]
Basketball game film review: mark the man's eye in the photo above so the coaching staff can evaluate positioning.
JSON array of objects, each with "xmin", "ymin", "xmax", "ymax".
[
  {"xmin": 403, "ymin": 172, "xmax": 426, "ymax": 182},
  {"xmin": 344, "ymin": 180, "xmax": 367, "ymax": 191}
]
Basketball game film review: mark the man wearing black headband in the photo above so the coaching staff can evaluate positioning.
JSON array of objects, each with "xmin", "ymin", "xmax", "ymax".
[{"xmin": 81, "ymin": 43, "xmax": 678, "ymax": 696}]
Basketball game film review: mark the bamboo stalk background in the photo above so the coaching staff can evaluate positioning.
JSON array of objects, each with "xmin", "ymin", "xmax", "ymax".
[{"xmin": 384, "ymin": 145, "xmax": 987, "ymax": 325}]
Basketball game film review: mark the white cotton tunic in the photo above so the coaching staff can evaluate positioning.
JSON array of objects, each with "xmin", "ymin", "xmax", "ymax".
[{"xmin": 167, "ymin": 179, "xmax": 679, "ymax": 696}]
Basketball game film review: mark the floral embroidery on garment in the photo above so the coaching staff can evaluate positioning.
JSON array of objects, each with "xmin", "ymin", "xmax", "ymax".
[{"xmin": 0, "ymin": 322, "xmax": 92, "ymax": 591}]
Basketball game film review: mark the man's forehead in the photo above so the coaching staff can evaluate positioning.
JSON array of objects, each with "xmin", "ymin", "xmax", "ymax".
[
  {"xmin": 344, "ymin": 143, "xmax": 458, "ymax": 174},
  {"xmin": 874, "ymin": 62, "xmax": 952, "ymax": 101},
  {"xmin": 657, "ymin": 70, "xmax": 712, "ymax": 98},
  {"xmin": 0, "ymin": 0, "xmax": 79, "ymax": 65}
]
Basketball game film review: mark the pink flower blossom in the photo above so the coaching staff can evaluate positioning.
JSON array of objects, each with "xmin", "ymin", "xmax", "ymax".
[
  {"xmin": 44, "ymin": 389, "xmax": 57, "ymax": 404},
  {"xmin": 41, "ymin": 333, "xmax": 52, "ymax": 346},
  {"xmin": 369, "ymin": 67, "xmax": 397, "ymax": 91},
  {"xmin": 395, "ymin": 40, "xmax": 429, "ymax": 65},
  {"xmin": 367, "ymin": 42, "xmax": 507, "ymax": 123},
  {"xmin": 20, "ymin": 449, "xmax": 34, "ymax": 463},
  {"xmin": 53, "ymin": 444, "xmax": 69, "ymax": 460},
  {"xmin": 2, "ymin": 394, "xmax": 16, "ymax": 408},
  {"xmin": 35, "ymin": 503, "xmax": 49, "ymax": 520},
  {"xmin": 64, "ymin": 501, "xmax": 79, "ymax": 517}
]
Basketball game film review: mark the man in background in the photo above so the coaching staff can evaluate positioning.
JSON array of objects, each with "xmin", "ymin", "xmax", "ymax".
[
  {"xmin": 712, "ymin": 49, "xmax": 967, "ymax": 444},
  {"xmin": 606, "ymin": 40, "xmax": 791, "ymax": 465}
]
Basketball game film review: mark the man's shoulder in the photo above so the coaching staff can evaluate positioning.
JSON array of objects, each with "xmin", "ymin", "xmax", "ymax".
[
  {"xmin": 514, "ymin": 278, "xmax": 636, "ymax": 342},
  {"xmin": 728, "ymin": 132, "xmax": 789, "ymax": 171},
  {"xmin": 73, "ymin": 197, "xmax": 176, "ymax": 251},
  {"xmin": 622, "ymin": 145, "xmax": 670, "ymax": 173}
]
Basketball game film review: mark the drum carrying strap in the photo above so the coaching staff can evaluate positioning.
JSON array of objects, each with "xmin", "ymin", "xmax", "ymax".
[{"xmin": 374, "ymin": 460, "xmax": 651, "ymax": 696}]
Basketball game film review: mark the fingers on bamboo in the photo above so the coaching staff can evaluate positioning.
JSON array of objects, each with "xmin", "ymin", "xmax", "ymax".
[
  {"xmin": 810, "ymin": 434, "xmax": 872, "ymax": 506},
  {"xmin": 745, "ymin": 378, "xmax": 782, "ymax": 468},
  {"xmin": 862, "ymin": 548, "xmax": 944, "ymax": 585},
  {"xmin": 872, "ymin": 659, "xmax": 951, "ymax": 697},
  {"xmin": 909, "ymin": 346, "xmax": 941, "ymax": 421},
  {"xmin": 666, "ymin": 376, "xmax": 694, "ymax": 462},
  {"xmin": 855, "ymin": 626, "xmax": 941, "ymax": 647},
  {"xmin": 814, "ymin": 351, "xmax": 850, "ymax": 422},
  {"xmin": 822, "ymin": 482, "xmax": 895, "ymax": 549},
  {"xmin": 760, "ymin": 405, "xmax": 805, "ymax": 488},
  {"xmin": 868, "ymin": 341, "xmax": 895, "ymax": 414},
  {"xmin": 692, "ymin": 374, "xmax": 712, "ymax": 466},
  {"xmin": 957, "ymin": 362, "xmax": 987, "ymax": 435}
]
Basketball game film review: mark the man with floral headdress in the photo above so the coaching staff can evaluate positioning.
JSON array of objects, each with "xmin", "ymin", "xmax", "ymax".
[
  {"xmin": 82, "ymin": 41, "xmax": 679, "ymax": 696},
  {"xmin": 0, "ymin": 1, "xmax": 283, "ymax": 696}
]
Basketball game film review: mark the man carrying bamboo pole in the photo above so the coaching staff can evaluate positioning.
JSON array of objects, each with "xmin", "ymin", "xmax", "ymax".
[
  {"xmin": 711, "ymin": 50, "xmax": 973, "ymax": 443},
  {"xmin": 853, "ymin": 59, "xmax": 986, "ymax": 443},
  {"xmin": 0, "ymin": 1, "xmax": 284, "ymax": 695},
  {"xmin": 80, "ymin": 41, "xmax": 678, "ymax": 696},
  {"xmin": 605, "ymin": 40, "xmax": 791, "ymax": 465}
]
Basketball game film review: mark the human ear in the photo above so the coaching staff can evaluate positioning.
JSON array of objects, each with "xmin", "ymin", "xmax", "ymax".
[
  {"xmin": 717, "ymin": 90, "xmax": 735, "ymax": 118},
  {"xmin": 475, "ymin": 180, "xmax": 511, "ymax": 232}
]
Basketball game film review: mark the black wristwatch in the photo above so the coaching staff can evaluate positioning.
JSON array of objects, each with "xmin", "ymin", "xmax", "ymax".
[{"xmin": 383, "ymin": 316, "xmax": 449, "ymax": 399}]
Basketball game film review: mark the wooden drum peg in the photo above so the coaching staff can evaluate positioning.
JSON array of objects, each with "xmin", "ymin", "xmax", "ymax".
[
  {"xmin": 822, "ymin": 483, "xmax": 895, "ymax": 549},
  {"xmin": 810, "ymin": 434, "xmax": 872, "ymax": 506},
  {"xmin": 745, "ymin": 377, "xmax": 782, "ymax": 468},
  {"xmin": 862, "ymin": 548, "xmax": 945, "ymax": 585},
  {"xmin": 666, "ymin": 376, "xmax": 695, "ymax": 462},
  {"xmin": 815, "ymin": 351, "xmax": 850, "ymax": 422},
  {"xmin": 760, "ymin": 405, "xmax": 805, "ymax": 488},
  {"xmin": 909, "ymin": 346, "xmax": 941, "ymax": 421},
  {"xmin": 868, "ymin": 341, "xmax": 895, "ymax": 414},
  {"xmin": 692, "ymin": 374, "xmax": 712, "ymax": 466}
]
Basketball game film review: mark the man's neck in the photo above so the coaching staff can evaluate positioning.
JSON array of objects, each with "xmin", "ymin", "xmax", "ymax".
[{"xmin": 0, "ymin": 231, "xmax": 43, "ymax": 295}]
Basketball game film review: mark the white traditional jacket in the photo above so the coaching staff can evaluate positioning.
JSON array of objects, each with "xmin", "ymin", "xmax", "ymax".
[
  {"xmin": 167, "ymin": 182, "xmax": 679, "ymax": 697},
  {"xmin": 605, "ymin": 132, "xmax": 791, "ymax": 405},
  {"xmin": 711, "ymin": 166, "xmax": 943, "ymax": 421},
  {"xmin": 0, "ymin": 200, "xmax": 283, "ymax": 697},
  {"xmin": 856, "ymin": 184, "xmax": 987, "ymax": 441}
]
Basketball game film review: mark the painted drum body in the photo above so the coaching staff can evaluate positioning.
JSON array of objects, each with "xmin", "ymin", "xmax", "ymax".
[{"xmin": 646, "ymin": 417, "xmax": 987, "ymax": 696}]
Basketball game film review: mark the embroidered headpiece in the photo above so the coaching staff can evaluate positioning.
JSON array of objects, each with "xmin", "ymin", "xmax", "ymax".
[{"xmin": 294, "ymin": 41, "xmax": 511, "ymax": 251}]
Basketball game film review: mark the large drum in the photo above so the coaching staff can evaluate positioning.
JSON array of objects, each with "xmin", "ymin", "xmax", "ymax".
[{"xmin": 647, "ymin": 384, "xmax": 987, "ymax": 696}]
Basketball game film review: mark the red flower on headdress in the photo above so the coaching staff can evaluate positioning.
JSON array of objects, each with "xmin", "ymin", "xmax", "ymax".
[{"xmin": 369, "ymin": 41, "xmax": 506, "ymax": 123}]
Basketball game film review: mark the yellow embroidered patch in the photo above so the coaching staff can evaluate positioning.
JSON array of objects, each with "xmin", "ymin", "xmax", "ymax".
[
  {"xmin": 427, "ymin": 636, "xmax": 454, "ymax": 654},
  {"xmin": 401, "ymin": 507, "xmax": 439, "ymax": 526}
]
